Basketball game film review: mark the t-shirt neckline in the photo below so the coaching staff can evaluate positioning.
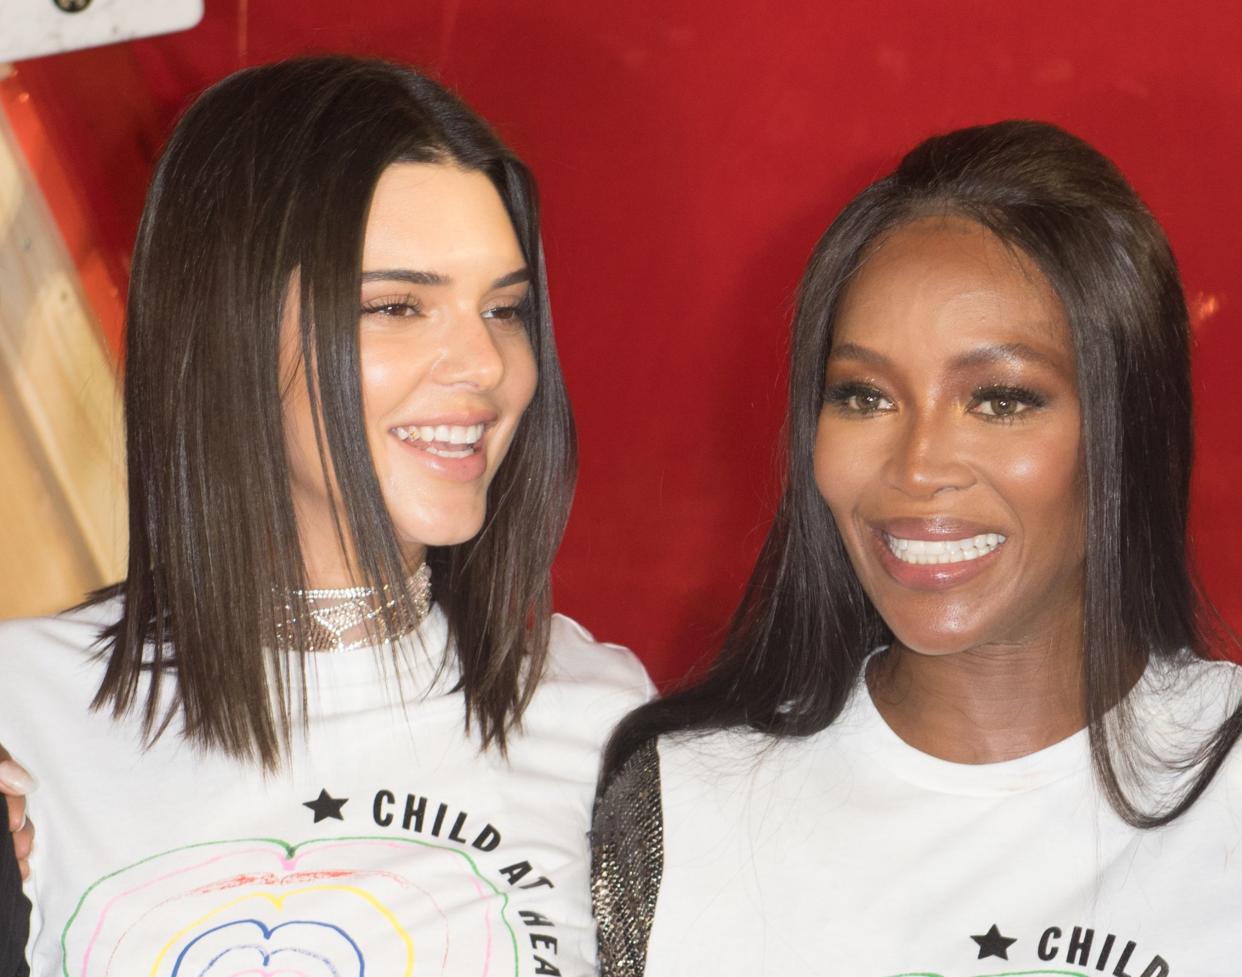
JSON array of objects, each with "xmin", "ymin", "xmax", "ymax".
[
  {"xmin": 844, "ymin": 660, "xmax": 1093, "ymax": 797},
  {"xmin": 301, "ymin": 603, "xmax": 453, "ymax": 693}
]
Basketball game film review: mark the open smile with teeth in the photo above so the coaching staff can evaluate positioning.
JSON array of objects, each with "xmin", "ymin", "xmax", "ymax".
[
  {"xmin": 392, "ymin": 423, "xmax": 486, "ymax": 460},
  {"xmin": 884, "ymin": 532, "xmax": 1007, "ymax": 565}
]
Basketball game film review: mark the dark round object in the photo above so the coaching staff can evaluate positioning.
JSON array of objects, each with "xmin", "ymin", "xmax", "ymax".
[{"xmin": 52, "ymin": 0, "xmax": 92, "ymax": 12}]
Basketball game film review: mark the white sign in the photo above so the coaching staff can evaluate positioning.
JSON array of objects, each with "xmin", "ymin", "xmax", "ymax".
[{"xmin": 0, "ymin": 0, "xmax": 204, "ymax": 62}]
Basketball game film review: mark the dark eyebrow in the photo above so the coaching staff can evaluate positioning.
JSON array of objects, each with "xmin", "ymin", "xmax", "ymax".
[
  {"xmin": 492, "ymin": 268, "xmax": 532, "ymax": 289},
  {"xmin": 361, "ymin": 269, "xmax": 450, "ymax": 286},
  {"xmin": 947, "ymin": 342, "xmax": 1062, "ymax": 371},
  {"xmin": 827, "ymin": 342, "xmax": 892, "ymax": 369},
  {"xmin": 360, "ymin": 267, "xmax": 531, "ymax": 289},
  {"xmin": 829, "ymin": 341, "xmax": 1062, "ymax": 371}
]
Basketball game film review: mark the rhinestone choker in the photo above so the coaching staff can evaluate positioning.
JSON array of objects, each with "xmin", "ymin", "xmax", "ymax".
[{"xmin": 277, "ymin": 563, "xmax": 432, "ymax": 652}]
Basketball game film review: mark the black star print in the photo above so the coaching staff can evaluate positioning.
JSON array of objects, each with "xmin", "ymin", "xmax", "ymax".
[
  {"xmin": 971, "ymin": 923, "xmax": 1017, "ymax": 960},
  {"xmin": 303, "ymin": 788, "xmax": 348, "ymax": 823}
]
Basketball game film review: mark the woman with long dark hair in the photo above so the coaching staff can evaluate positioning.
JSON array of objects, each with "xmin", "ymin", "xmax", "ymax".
[
  {"xmin": 594, "ymin": 121, "xmax": 1242, "ymax": 974},
  {"xmin": 0, "ymin": 56, "xmax": 649, "ymax": 975}
]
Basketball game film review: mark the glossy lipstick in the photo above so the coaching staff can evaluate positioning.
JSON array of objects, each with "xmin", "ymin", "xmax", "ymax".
[
  {"xmin": 870, "ymin": 518, "xmax": 1008, "ymax": 591},
  {"xmin": 389, "ymin": 413, "xmax": 494, "ymax": 482}
]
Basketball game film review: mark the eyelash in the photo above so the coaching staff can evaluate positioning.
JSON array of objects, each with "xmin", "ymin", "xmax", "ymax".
[
  {"xmin": 360, "ymin": 295, "xmax": 423, "ymax": 318},
  {"xmin": 822, "ymin": 381, "xmax": 1048, "ymax": 422},
  {"xmin": 969, "ymin": 385, "xmax": 1047, "ymax": 422},
  {"xmin": 358, "ymin": 294, "xmax": 533, "ymax": 328},
  {"xmin": 823, "ymin": 381, "xmax": 893, "ymax": 415},
  {"xmin": 482, "ymin": 295, "xmax": 533, "ymax": 328}
]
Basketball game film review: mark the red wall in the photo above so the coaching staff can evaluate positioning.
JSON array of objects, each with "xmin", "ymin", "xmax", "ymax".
[{"xmin": 13, "ymin": 0, "xmax": 1242, "ymax": 684}]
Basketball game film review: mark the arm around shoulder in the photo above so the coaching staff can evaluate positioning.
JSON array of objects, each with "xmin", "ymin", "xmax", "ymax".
[{"xmin": 591, "ymin": 738, "xmax": 664, "ymax": 977}]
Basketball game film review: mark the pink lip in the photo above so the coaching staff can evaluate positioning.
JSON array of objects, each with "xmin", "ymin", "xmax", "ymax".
[
  {"xmin": 872, "ymin": 517, "xmax": 1001, "ymax": 541},
  {"xmin": 868, "ymin": 518, "xmax": 1008, "ymax": 592},
  {"xmin": 388, "ymin": 412, "xmax": 497, "ymax": 484},
  {"xmin": 393, "ymin": 436, "xmax": 488, "ymax": 482}
]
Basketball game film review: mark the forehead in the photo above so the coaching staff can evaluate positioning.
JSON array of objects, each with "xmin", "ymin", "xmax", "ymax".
[
  {"xmin": 362, "ymin": 162, "xmax": 523, "ymax": 271},
  {"xmin": 833, "ymin": 216, "xmax": 1071, "ymax": 365}
]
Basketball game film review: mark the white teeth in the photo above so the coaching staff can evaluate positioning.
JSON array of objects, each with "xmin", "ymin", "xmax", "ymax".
[
  {"xmin": 447, "ymin": 424, "xmax": 484, "ymax": 445},
  {"xmin": 885, "ymin": 532, "xmax": 1006, "ymax": 566},
  {"xmin": 392, "ymin": 423, "xmax": 486, "ymax": 448}
]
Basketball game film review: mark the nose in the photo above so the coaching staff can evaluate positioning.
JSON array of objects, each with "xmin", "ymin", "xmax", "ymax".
[
  {"xmin": 431, "ymin": 310, "xmax": 506, "ymax": 390},
  {"xmin": 884, "ymin": 408, "xmax": 975, "ymax": 498}
]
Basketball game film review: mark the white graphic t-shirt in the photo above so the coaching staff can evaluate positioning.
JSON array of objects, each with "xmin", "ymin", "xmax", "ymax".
[
  {"xmin": 0, "ymin": 601, "xmax": 652, "ymax": 977},
  {"xmin": 647, "ymin": 656, "xmax": 1242, "ymax": 977}
]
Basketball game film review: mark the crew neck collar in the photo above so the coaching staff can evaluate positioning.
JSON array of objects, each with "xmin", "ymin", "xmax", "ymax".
[
  {"xmin": 839, "ymin": 655, "xmax": 1094, "ymax": 796},
  {"xmin": 301, "ymin": 602, "xmax": 453, "ymax": 694}
]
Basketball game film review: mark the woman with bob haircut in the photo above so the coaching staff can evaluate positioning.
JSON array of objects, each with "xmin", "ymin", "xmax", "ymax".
[
  {"xmin": 593, "ymin": 121, "xmax": 1242, "ymax": 974},
  {"xmin": 0, "ymin": 56, "xmax": 649, "ymax": 974}
]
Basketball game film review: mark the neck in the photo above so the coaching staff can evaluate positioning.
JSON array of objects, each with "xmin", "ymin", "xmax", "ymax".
[
  {"xmin": 867, "ymin": 635, "xmax": 1086, "ymax": 764},
  {"xmin": 297, "ymin": 511, "xmax": 428, "ymax": 589}
]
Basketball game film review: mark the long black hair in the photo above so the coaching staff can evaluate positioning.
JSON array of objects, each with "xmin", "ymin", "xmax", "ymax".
[
  {"xmin": 94, "ymin": 56, "xmax": 576, "ymax": 767},
  {"xmin": 605, "ymin": 119, "xmax": 1242, "ymax": 827}
]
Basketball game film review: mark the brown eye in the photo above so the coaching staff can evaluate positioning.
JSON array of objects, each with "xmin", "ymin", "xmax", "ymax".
[
  {"xmin": 824, "ymin": 382, "xmax": 895, "ymax": 415},
  {"xmin": 970, "ymin": 385, "xmax": 1046, "ymax": 420},
  {"xmin": 850, "ymin": 391, "xmax": 885, "ymax": 411},
  {"xmin": 481, "ymin": 299, "xmax": 530, "ymax": 331},
  {"xmin": 362, "ymin": 302, "xmax": 421, "ymax": 318},
  {"xmin": 360, "ymin": 293, "xmax": 423, "ymax": 318},
  {"xmin": 980, "ymin": 397, "xmax": 1022, "ymax": 416},
  {"xmin": 843, "ymin": 387, "xmax": 894, "ymax": 413}
]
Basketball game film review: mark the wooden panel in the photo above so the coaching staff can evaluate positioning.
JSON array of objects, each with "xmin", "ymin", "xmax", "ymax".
[{"xmin": 0, "ymin": 88, "xmax": 124, "ymax": 619}]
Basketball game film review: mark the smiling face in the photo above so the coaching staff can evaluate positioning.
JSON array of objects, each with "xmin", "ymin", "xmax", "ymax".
[
  {"xmin": 814, "ymin": 216, "xmax": 1085, "ymax": 658},
  {"xmin": 283, "ymin": 163, "xmax": 538, "ymax": 583}
]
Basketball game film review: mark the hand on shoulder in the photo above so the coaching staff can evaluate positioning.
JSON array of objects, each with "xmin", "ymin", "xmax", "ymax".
[{"xmin": 0, "ymin": 750, "xmax": 34, "ymax": 881}]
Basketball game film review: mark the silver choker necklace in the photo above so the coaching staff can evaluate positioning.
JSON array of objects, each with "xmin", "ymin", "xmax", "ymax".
[{"xmin": 277, "ymin": 563, "xmax": 432, "ymax": 652}]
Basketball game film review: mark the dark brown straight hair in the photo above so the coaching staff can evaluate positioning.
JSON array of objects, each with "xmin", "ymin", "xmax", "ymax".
[
  {"xmin": 605, "ymin": 120, "xmax": 1242, "ymax": 827},
  {"xmin": 93, "ymin": 56, "xmax": 577, "ymax": 766}
]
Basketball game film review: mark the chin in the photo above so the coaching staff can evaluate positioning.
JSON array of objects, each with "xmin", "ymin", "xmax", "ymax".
[
  {"xmin": 889, "ymin": 635, "xmax": 976, "ymax": 658},
  {"xmin": 878, "ymin": 605, "xmax": 987, "ymax": 657},
  {"xmin": 394, "ymin": 510, "xmax": 488, "ymax": 551}
]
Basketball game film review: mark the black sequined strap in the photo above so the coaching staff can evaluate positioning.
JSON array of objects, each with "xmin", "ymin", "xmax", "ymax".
[{"xmin": 591, "ymin": 739, "xmax": 664, "ymax": 977}]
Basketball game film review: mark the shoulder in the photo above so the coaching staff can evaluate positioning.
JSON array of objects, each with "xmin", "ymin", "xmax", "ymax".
[
  {"xmin": 591, "ymin": 739, "xmax": 663, "ymax": 977},
  {"xmin": 1129, "ymin": 653, "xmax": 1242, "ymax": 806},
  {"xmin": 512, "ymin": 614, "xmax": 654, "ymax": 749},
  {"xmin": 0, "ymin": 598, "xmax": 118, "ymax": 669},
  {"xmin": 596, "ymin": 737, "xmax": 664, "ymax": 823},
  {"xmin": 0, "ymin": 599, "xmax": 122, "ymax": 776},
  {"xmin": 540, "ymin": 613, "xmax": 655, "ymax": 704},
  {"xmin": 656, "ymin": 726, "xmax": 800, "ymax": 790},
  {"xmin": 1139, "ymin": 653, "xmax": 1242, "ymax": 735}
]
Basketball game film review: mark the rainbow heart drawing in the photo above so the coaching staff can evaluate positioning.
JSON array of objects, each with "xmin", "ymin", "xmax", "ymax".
[{"xmin": 62, "ymin": 836, "xmax": 521, "ymax": 976}]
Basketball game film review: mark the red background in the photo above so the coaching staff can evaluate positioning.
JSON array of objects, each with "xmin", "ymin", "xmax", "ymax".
[{"xmin": 8, "ymin": 0, "xmax": 1242, "ymax": 684}]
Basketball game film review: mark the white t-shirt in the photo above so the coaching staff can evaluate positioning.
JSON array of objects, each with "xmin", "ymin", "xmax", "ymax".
[
  {"xmin": 0, "ymin": 600, "xmax": 652, "ymax": 977},
  {"xmin": 648, "ymin": 657, "xmax": 1242, "ymax": 976}
]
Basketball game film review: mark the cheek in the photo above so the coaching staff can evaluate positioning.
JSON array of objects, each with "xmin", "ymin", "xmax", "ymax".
[
  {"xmin": 989, "ymin": 431, "xmax": 1085, "ymax": 551},
  {"xmin": 812, "ymin": 417, "xmax": 838, "ymax": 511},
  {"xmin": 812, "ymin": 414, "xmax": 872, "ymax": 530},
  {"xmin": 503, "ymin": 334, "xmax": 538, "ymax": 413},
  {"xmin": 357, "ymin": 350, "xmax": 411, "ymax": 428}
]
